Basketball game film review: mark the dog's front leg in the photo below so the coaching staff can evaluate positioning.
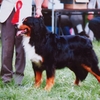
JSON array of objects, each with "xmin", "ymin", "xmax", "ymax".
[
  {"xmin": 44, "ymin": 76, "xmax": 55, "ymax": 91},
  {"xmin": 44, "ymin": 67, "xmax": 55, "ymax": 91},
  {"xmin": 34, "ymin": 71, "xmax": 43, "ymax": 88}
]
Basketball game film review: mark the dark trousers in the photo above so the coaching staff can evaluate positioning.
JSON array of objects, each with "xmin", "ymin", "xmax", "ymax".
[
  {"xmin": 89, "ymin": 16, "xmax": 100, "ymax": 40},
  {"xmin": 59, "ymin": 12, "xmax": 83, "ymax": 34},
  {"xmin": 0, "ymin": 9, "xmax": 26, "ymax": 83}
]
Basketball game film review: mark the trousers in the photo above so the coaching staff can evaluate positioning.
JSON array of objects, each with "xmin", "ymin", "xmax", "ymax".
[
  {"xmin": 89, "ymin": 16, "xmax": 100, "ymax": 40},
  {"xmin": 59, "ymin": 12, "xmax": 83, "ymax": 34},
  {"xmin": 0, "ymin": 9, "xmax": 26, "ymax": 84}
]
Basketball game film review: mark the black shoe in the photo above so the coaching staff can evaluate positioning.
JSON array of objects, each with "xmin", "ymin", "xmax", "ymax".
[{"xmin": 78, "ymin": 31, "xmax": 89, "ymax": 38}]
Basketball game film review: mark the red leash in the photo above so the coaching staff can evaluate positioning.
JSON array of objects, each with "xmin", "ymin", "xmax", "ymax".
[{"xmin": 11, "ymin": 0, "xmax": 22, "ymax": 24}]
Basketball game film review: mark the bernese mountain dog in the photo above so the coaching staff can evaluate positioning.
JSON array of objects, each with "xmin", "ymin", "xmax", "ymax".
[{"xmin": 17, "ymin": 16, "xmax": 100, "ymax": 91}]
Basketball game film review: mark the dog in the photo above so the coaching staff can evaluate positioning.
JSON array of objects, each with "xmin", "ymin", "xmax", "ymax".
[{"xmin": 17, "ymin": 16, "xmax": 100, "ymax": 91}]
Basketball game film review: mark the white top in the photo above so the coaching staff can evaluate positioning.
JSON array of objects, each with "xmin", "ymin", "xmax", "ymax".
[
  {"xmin": 76, "ymin": 0, "xmax": 89, "ymax": 3},
  {"xmin": 0, "ymin": 0, "xmax": 32, "ymax": 23},
  {"xmin": 88, "ymin": 0, "xmax": 100, "ymax": 8}
]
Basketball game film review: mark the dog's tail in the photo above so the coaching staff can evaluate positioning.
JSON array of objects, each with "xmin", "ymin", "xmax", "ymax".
[
  {"xmin": 75, "ymin": 38, "xmax": 100, "ymax": 81},
  {"xmin": 81, "ymin": 48, "xmax": 100, "ymax": 82},
  {"xmin": 85, "ymin": 48, "xmax": 100, "ymax": 75},
  {"xmin": 76, "ymin": 37, "xmax": 100, "ymax": 73}
]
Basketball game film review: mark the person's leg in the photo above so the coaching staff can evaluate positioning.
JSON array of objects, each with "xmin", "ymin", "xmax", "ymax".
[
  {"xmin": 14, "ymin": 35, "xmax": 26, "ymax": 85},
  {"xmin": 0, "ymin": 10, "xmax": 15, "ymax": 83},
  {"xmin": 59, "ymin": 15, "xmax": 72, "ymax": 35},
  {"xmin": 70, "ymin": 12, "xmax": 89, "ymax": 37},
  {"xmin": 58, "ymin": 13, "xmax": 88, "ymax": 37},
  {"xmin": 88, "ymin": 17, "xmax": 100, "ymax": 40},
  {"xmin": 61, "ymin": 26, "xmax": 71, "ymax": 35}
]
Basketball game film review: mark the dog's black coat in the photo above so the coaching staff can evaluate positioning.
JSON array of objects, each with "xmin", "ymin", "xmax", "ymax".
[{"xmin": 23, "ymin": 17, "xmax": 100, "ymax": 84}]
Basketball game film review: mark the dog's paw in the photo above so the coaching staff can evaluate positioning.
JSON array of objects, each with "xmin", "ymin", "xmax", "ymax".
[
  {"xmin": 34, "ymin": 83, "xmax": 41, "ymax": 88},
  {"xmin": 44, "ymin": 85, "xmax": 52, "ymax": 91}
]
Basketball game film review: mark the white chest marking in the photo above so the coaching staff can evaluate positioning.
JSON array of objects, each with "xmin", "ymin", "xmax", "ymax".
[{"xmin": 22, "ymin": 36, "xmax": 43, "ymax": 66}]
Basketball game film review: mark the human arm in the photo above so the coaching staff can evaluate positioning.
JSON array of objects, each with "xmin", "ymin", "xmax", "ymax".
[
  {"xmin": 34, "ymin": 0, "xmax": 42, "ymax": 17},
  {"xmin": 34, "ymin": 0, "xmax": 48, "ymax": 17}
]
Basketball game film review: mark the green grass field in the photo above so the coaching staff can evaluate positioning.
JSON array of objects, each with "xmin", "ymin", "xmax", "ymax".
[{"xmin": 0, "ymin": 40, "xmax": 100, "ymax": 100}]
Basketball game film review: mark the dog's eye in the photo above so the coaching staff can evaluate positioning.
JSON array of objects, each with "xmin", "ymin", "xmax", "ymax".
[{"xmin": 24, "ymin": 28, "xmax": 28, "ymax": 32}]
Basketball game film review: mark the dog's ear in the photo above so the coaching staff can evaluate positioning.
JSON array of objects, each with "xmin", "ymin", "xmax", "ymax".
[
  {"xmin": 39, "ymin": 16, "xmax": 45, "ymax": 27},
  {"xmin": 22, "ymin": 17, "xmax": 35, "ymax": 29},
  {"xmin": 24, "ymin": 16, "xmax": 48, "ymax": 45},
  {"xmin": 38, "ymin": 16, "xmax": 47, "ymax": 33}
]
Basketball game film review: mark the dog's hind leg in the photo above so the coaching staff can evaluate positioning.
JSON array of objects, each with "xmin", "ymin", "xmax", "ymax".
[
  {"xmin": 81, "ymin": 64, "xmax": 100, "ymax": 82},
  {"xmin": 74, "ymin": 77, "xmax": 80, "ymax": 85},
  {"xmin": 34, "ymin": 71, "xmax": 43, "ymax": 88},
  {"xmin": 44, "ymin": 76, "xmax": 55, "ymax": 91}
]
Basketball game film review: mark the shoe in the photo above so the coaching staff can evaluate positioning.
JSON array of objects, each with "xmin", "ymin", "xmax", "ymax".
[
  {"xmin": 78, "ymin": 31, "xmax": 89, "ymax": 38},
  {"xmin": 13, "ymin": 74, "xmax": 23, "ymax": 85},
  {"xmin": 1, "ymin": 77, "xmax": 12, "ymax": 83}
]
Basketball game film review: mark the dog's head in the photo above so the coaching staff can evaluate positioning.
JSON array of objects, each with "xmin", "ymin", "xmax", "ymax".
[{"xmin": 17, "ymin": 16, "xmax": 47, "ymax": 45}]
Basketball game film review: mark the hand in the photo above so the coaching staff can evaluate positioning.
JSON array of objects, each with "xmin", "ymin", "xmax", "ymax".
[
  {"xmin": 35, "ymin": 8, "xmax": 42, "ymax": 18},
  {"xmin": 87, "ymin": 14, "xmax": 94, "ymax": 20}
]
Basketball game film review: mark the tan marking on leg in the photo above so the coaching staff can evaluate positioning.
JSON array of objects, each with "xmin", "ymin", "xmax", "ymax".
[
  {"xmin": 81, "ymin": 64, "xmax": 100, "ymax": 82},
  {"xmin": 34, "ymin": 71, "xmax": 42, "ymax": 88},
  {"xmin": 44, "ymin": 76, "xmax": 55, "ymax": 91},
  {"xmin": 74, "ymin": 77, "xmax": 80, "ymax": 85}
]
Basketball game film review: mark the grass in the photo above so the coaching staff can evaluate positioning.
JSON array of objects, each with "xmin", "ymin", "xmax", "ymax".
[{"xmin": 0, "ymin": 40, "xmax": 100, "ymax": 100}]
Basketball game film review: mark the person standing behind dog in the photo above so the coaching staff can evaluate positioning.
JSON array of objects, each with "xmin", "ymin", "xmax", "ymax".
[
  {"xmin": 87, "ymin": 0, "xmax": 100, "ymax": 20},
  {"xmin": 88, "ymin": 0, "xmax": 100, "ymax": 40},
  {"xmin": 59, "ymin": 0, "xmax": 89, "ymax": 37},
  {"xmin": 0, "ymin": 0, "xmax": 33, "ymax": 85}
]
